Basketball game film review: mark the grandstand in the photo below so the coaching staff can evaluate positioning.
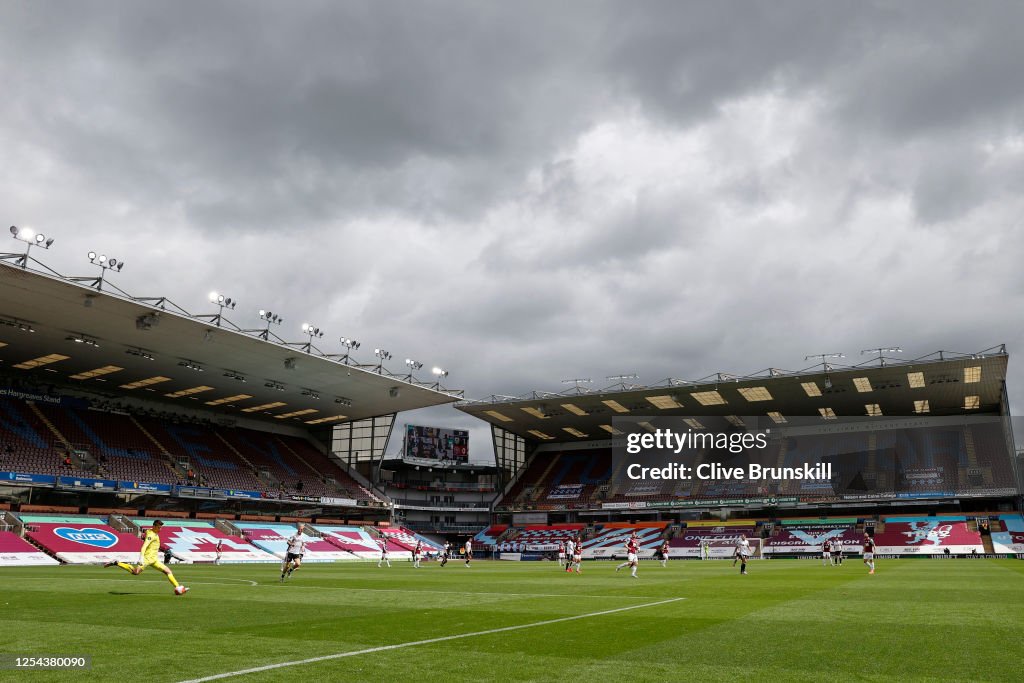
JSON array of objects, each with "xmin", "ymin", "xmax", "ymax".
[
  {"xmin": 0, "ymin": 258, "xmax": 459, "ymax": 523},
  {"xmin": 460, "ymin": 348, "xmax": 1022, "ymax": 521},
  {"xmin": 1, "ymin": 255, "xmax": 1021, "ymax": 569}
]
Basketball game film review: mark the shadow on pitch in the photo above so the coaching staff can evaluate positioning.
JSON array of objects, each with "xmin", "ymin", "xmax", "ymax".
[{"xmin": 108, "ymin": 591, "xmax": 148, "ymax": 596}]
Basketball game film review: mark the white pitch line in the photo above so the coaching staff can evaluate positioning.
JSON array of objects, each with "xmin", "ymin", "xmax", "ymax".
[
  {"xmin": 177, "ymin": 597, "xmax": 685, "ymax": 683},
  {"xmin": 213, "ymin": 578, "xmax": 260, "ymax": 587},
  {"xmin": 58, "ymin": 577, "xmax": 652, "ymax": 598},
  {"xmin": 60, "ymin": 577, "xmax": 259, "ymax": 587},
  {"xmin": 277, "ymin": 585, "xmax": 662, "ymax": 599}
]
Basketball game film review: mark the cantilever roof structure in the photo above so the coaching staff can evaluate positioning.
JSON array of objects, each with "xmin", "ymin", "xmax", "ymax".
[
  {"xmin": 457, "ymin": 348, "xmax": 1009, "ymax": 442},
  {"xmin": 0, "ymin": 261, "xmax": 460, "ymax": 428}
]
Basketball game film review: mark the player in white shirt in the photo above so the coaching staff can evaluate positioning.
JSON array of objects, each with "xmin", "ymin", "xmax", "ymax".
[
  {"xmin": 378, "ymin": 539, "xmax": 391, "ymax": 568},
  {"xmin": 464, "ymin": 539, "xmax": 472, "ymax": 567},
  {"xmin": 564, "ymin": 539, "xmax": 575, "ymax": 573},
  {"xmin": 735, "ymin": 535, "xmax": 751, "ymax": 575},
  {"xmin": 281, "ymin": 523, "xmax": 307, "ymax": 582}
]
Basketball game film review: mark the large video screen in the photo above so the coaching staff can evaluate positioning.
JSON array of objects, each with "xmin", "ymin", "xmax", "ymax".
[{"xmin": 405, "ymin": 425, "xmax": 469, "ymax": 462}]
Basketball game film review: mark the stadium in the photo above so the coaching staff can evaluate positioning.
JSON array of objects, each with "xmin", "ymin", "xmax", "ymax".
[
  {"xmin": 4, "ymin": 4, "xmax": 1024, "ymax": 682},
  {"xmin": 1, "ymin": 251, "xmax": 1022, "ymax": 682}
]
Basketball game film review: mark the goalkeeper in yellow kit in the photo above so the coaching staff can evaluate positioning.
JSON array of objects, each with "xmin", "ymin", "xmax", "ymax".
[{"xmin": 105, "ymin": 520, "xmax": 189, "ymax": 595}]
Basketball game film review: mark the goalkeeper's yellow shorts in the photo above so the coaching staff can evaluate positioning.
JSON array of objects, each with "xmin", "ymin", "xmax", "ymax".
[{"xmin": 136, "ymin": 559, "xmax": 169, "ymax": 573}]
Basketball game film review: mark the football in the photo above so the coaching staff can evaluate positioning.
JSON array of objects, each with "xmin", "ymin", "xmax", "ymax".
[{"xmin": 174, "ymin": 585, "xmax": 188, "ymax": 596}]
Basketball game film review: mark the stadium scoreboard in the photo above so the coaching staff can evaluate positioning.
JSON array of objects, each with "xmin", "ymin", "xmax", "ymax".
[{"xmin": 404, "ymin": 424, "xmax": 469, "ymax": 462}]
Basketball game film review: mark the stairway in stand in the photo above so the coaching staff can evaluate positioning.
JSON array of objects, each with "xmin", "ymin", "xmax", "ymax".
[
  {"xmin": 129, "ymin": 415, "xmax": 186, "ymax": 480},
  {"xmin": 26, "ymin": 402, "xmax": 72, "ymax": 451}
]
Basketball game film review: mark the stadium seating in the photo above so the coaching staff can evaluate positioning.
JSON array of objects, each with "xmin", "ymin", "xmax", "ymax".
[
  {"xmin": 583, "ymin": 522, "xmax": 666, "ymax": 559},
  {"xmin": 234, "ymin": 522, "xmax": 355, "ymax": 561},
  {"xmin": 874, "ymin": 516, "xmax": 984, "ymax": 555},
  {"xmin": 379, "ymin": 526, "xmax": 443, "ymax": 552},
  {"xmin": 0, "ymin": 529, "xmax": 60, "ymax": 566},
  {"xmin": 669, "ymin": 524, "xmax": 758, "ymax": 558},
  {"xmin": 271, "ymin": 433, "xmax": 379, "ymax": 502},
  {"xmin": 499, "ymin": 449, "xmax": 611, "ymax": 509},
  {"xmin": 970, "ymin": 424, "xmax": 1017, "ymax": 490},
  {"xmin": 2, "ymin": 398, "xmax": 381, "ymax": 503},
  {"xmin": 989, "ymin": 514, "xmax": 1024, "ymax": 554},
  {"xmin": 472, "ymin": 525, "xmax": 507, "ymax": 548},
  {"xmin": 218, "ymin": 428, "xmax": 337, "ymax": 497},
  {"xmin": 497, "ymin": 524, "xmax": 585, "ymax": 551},
  {"xmin": 135, "ymin": 417, "xmax": 265, "ymax": 492},
  {"xmin": 0, "ymin": 398, "xmax": 90, "ymax": 477},
  {"xmin": 763, "ymin": 525, "xmax": 861, "ymax": 555},
  {"xmin": 315, "ymin": 525, "xmax": 384, "ymax": 559},
  {"xmin": 34, "ymin": 404, "xmax": 179, "ymax": 484}
]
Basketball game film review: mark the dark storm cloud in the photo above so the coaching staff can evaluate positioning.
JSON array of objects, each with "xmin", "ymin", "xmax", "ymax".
[
  {"xmin": 2, "ymin": 1, "xmax": 1024, "ymax": 460},
  {"xmin": 0, "ymin": 1, "xmax": 618, "ymax": 229}
]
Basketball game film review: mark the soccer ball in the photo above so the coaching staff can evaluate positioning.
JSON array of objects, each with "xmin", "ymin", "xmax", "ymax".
[{"xmin": 174, "ymin": 585, "xmax": 188, "ymax": 596}]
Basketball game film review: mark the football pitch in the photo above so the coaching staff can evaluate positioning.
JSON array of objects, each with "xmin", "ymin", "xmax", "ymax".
[{"xmin": 2, "ymin": 559, "xmax": 1022, "ymax": 683}]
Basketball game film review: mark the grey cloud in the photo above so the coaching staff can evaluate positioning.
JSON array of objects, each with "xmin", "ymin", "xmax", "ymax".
[{"xmin": 2, "ymin": 1, "xmax": 1024, "ymax": 459}]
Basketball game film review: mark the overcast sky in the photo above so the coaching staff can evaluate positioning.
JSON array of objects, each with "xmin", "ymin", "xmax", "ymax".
[{"xmin": 2, "ymin": 2, "xmax": 1023, "ymax": 462}]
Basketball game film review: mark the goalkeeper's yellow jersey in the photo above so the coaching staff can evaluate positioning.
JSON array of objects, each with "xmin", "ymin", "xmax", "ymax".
[{"xmin": 141, "ymin": 529, "xmax": 161, "ymax": 563}]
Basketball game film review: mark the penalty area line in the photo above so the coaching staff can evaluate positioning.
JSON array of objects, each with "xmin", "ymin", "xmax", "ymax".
[{"xmin": 177, "ymin": 596, "xmax": 685, "ymax": 683}]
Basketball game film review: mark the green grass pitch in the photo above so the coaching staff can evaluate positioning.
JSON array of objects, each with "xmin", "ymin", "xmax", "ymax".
[{"xmin": 2, "ymin": 558, "xmax": 1022, "ymax": 682}]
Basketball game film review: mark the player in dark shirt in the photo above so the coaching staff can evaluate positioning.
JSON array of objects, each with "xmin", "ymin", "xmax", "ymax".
[{"xmin": 862, "ymin": 534, "xmax": 876, "ymax": 575}]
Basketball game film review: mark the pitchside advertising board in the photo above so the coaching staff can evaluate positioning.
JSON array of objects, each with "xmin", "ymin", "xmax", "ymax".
[
  {"xmin": 404, "ymin": 424, "xmax": 469, "ymax": 462},
  {"xmin": 0, "ymin": 531, "xmax": 59, "ymax": 566},
  {"xmin": 24, "ymin": 523, "xmax": 142, "ymax": 564},
  {"xmin": 610, "ymin": 414, "xmax": 1018, "ymax": 501}
]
